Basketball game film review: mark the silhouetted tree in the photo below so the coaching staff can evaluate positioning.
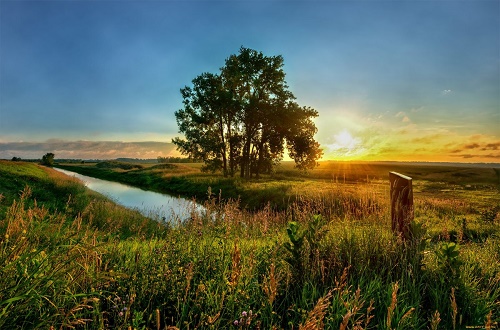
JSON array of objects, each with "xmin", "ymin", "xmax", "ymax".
[
  {"xmin": 173, "ymin": 47, "xmax": 323, "ymax": 178},
  {"xmin": 41, "ymin": 153, "xmax": 55, "ymax": 167}
]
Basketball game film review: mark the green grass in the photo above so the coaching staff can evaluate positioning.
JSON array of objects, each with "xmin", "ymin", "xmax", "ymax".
[{"xmin": 1, "ymin": 160, "xmax": 499, "ymax": 329}]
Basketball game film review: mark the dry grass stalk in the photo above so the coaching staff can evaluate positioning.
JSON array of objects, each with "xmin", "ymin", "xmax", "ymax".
[
  {"xmin": 184, "ymin": 262, "xmax": 194, "ymax": 302},
  {"xmin": 429, "ymin": 310, "xmax": 441, "ymax": 330},
  {"xmin": 262, "ymin": 262, "xmax": 278, "ymax": 305},
  {"xmin": 363, "ymin": 299, "xmax": 375, "ymax": 329},
  {"xmin": 334, "ymin": 266, "xmax": 351, "ymax": 298},
  {"xmin": 485, "ymin": 310, "xmax": 493, "ymax": 330},
  {"xmin": 450, "ymin": 287, "xmax": 458, "ymax": 330},
  {"xmin": 386, "ymin": 281, "xmax": 399, "ymax": 330},
  {"xmin": 206, "ymin": 311, "xmax": 220, "ymax": 325},
  {"xmin": 156, "ymin": 309, "xmax": 161, "ymax": 330},
  {"xmin": 228, "ymin": 241, "xmax": 241, "ymax": 288},
  {"xmin": 339, "ymin": 311, "xmax": 352, "ymax": 330},
  {"xmin": 298, "ymin": 290, "xmax": 332, "ymax": 330},
  {"xmin": 339, "ymin": 288, "xmax": 375, "ymax": 330},
  {"xmin": 61, "ymin": 297, "xmax": 99, "ymax": 329},
  {"xmin": 398, "ymin": 307, "xmax": 415, "ymax": 327}
]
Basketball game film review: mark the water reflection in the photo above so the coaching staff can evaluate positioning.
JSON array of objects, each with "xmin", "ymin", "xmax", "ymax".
[{"xmin": 53, "ymin": 167, "xmax": 203, "ymax": 222}]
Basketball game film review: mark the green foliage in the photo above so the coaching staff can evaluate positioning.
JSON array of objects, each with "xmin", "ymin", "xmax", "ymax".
[
  {"xmin": 283, "ymin": 221, "xmax": 305, "ymax": 281},
  {"xmin": 40, "ymin": 153, "xmax": 55, "ymax": 167},
  {"xmin": 173, "ymin": 47, "xmax": 322, "ymax": 179},
  {"xmin": 283, "ymin": 215, "xmax": 327, "ymax": 285},
  {"xmin": 436, "ymin": 242, "xmax": 462, "ymax": 275}
]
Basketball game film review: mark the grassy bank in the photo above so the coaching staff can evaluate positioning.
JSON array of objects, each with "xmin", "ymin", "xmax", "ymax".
[
  {"xmin": 1, "ymin": 160, "xmax": 499, "ymax": 329},
  {"xmin": 56, "ymin": 161, "xmax": 500, "ymax": 212}
]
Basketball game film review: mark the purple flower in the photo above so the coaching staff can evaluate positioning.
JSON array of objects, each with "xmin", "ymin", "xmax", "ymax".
[
  {"xmin": 241, "ymin": 311, "xmax": 247, "ymax": 317},
  {"xmin": 233, "ymin": 320, "xmax": 239, "ymax": 326},
  {"xmin": 118, "ymin": 312, "xmax": 124, "ymax": 317}
]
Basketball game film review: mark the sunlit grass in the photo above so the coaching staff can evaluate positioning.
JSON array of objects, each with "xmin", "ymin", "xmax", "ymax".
[{"xmin": 1, "ymin": 160, "xmax": 499, "ymax": 328}]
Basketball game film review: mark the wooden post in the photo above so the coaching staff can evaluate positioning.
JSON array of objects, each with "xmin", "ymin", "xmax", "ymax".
[{"xmin": 389, "ymin": 172, "xmax": 414, "ymax": 240}]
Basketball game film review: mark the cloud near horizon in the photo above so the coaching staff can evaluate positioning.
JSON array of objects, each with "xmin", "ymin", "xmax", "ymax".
[{"xmin": 0, "ymin": 140, "xmax": 180, "ymax": 160}]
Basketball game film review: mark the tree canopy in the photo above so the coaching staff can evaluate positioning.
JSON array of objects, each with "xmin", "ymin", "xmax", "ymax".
[
  {"xmin": 41, "ymin": 153, "xmax": 55, "ymax": 167},
  {"xmin": 173, "ymin": 47, "xmax": 323, "ymax": 178}
]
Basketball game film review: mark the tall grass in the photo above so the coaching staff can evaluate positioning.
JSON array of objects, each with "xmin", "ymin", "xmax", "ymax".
[{"xmin": 1, "ymin": 161, "xmax": 499, "ymax": 328}]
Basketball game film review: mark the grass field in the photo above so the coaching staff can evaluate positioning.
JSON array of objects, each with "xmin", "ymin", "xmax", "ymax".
[{"xmin": 1, "ymin": 160, "xmax": 499, "ymax": 329}]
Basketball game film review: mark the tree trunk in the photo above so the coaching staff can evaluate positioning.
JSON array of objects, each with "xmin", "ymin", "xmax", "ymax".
[
  {"xmin": 218, "ymin": 116, "xmax": 228, "ymax": 177},
  {"xmin": 255, "ymin": 139, "xmax": 265, "ymax": 179}
]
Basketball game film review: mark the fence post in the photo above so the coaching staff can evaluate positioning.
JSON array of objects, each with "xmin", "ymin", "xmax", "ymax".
[{"xmin": 389, "ymin": 172, "xmax": 414, "ymax": 240}]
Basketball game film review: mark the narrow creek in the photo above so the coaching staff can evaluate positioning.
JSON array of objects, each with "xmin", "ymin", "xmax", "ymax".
[{"xmin": 53, "ymin": 167, "xmax": 204, "ymax": 222}]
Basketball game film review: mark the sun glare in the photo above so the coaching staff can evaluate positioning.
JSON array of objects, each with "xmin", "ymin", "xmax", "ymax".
[
  {"xmin": 325, "ymin": 129, "xmax": 364, "ymax": 159},
  {"xmin": 336, "ymin": 130, "xmax": 357, "ymax": 149}
]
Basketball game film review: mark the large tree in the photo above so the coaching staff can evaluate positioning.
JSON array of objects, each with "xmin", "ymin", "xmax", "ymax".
[{"xmin": 173, "ymin": 47, "xmax": 323, "ymax": 178}]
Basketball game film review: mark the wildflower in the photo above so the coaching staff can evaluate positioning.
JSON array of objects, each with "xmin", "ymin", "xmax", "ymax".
[
  {"xmin": 242, "ymin": 311, "xmax": 247, "ymax": 317},
  {"xmin": 119, "ymin": 312, "xmax": 124, "ymax": 317},
  {"xmin": 233, "ymin": 320, "xmax": 239, "ymax": 326}
]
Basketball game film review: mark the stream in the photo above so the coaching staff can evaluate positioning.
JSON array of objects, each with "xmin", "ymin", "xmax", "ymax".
[{"xmin": 53, "ymin": 167, "xmax": 204, "ymax": 222}]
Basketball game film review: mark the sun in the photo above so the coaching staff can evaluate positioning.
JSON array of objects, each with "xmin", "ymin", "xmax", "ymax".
[
  {"xmin": 336, "ymin": 130, "xmax": 357, "ymax": 150},
  {"xmin": 324, "ymin": 129, "xmax": 364, "ymax": 159}
]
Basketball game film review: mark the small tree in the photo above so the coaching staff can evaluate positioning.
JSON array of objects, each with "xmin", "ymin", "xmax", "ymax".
[{"xmin": 41, "ymin": 153, "xmax": 55, "ymax": 167}]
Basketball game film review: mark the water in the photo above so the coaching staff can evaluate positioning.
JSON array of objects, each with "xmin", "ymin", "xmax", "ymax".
[{"xmin": 53, "ymin": 167, "xmax": 204, "ymax": 222}]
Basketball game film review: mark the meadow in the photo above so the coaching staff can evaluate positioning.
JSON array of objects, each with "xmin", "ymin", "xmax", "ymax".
[{"xmin": 0, "ymin": 160, "xmax": 499, "ymax": 329}]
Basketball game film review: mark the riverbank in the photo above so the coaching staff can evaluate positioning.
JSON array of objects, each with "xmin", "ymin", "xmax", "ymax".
[
  {"xmin": 56, "ymin": 160, "xmax": 500, "ymax": 211},
  {"xmin": 1, "ymin": 160, "xmax": 499, "ymax": 328},
  {"xmin": 56, "ymin": 161, "xmax": 295, "ymax": 210}
]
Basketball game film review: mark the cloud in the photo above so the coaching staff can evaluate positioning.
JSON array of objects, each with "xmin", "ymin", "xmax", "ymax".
[
  {"xmin": 395, "ymin": 111, "xmax": 411, "ymax": 123},
  {"xmin": 446, "ymin": 140, "xmax": 500, "ymax": 160},
  {"xmin": 410, "ymin": 106, "xmax": 424, "ymax": 113},
  {"xmin": 483, "ymin": 143, "xmax": 500, "ymax": 151},
  {"xmin": 450, "ymin": 153, "xmax": 500, "ymax": 160},
  {"xmin": 0, "ymin": 140, "xmax": 179, "ymax": 159},
  {"xmin": 410, "ymin": 134, "xmax": 446, "ymax": 145},
  {"xmin": 441, "ymin": 89, "xmax": 452, "ymax": 95},
  {"xmin": 464, "ymin": 143, "xmax": 481, "ymax": 149}
]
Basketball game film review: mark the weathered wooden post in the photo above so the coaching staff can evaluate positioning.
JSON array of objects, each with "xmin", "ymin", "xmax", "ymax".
[{"xmin": 389, "ymin": 172, "xmax": 414, "ymax": 240}]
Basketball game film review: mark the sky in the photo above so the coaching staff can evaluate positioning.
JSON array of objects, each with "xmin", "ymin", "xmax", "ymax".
[{"xmin": 0, "ymin": 0, "xmax": 499, "ymax": 162}]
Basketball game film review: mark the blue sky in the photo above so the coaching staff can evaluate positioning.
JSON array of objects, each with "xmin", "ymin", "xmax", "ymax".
[{"xmin": 1, "ymin": 0, "xmax": 498, "ymax": 161}]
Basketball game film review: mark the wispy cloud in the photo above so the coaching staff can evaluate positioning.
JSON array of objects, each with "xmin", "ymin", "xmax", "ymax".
[
  {"xmin": 451, "ymin": 141, "xmax": 500, "ymax": 152},
  {"xmin": 0, "ymin": 140, "xmax": 179, "ymax": 159}
]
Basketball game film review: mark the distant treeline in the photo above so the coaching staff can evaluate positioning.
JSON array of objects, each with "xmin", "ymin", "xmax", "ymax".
[
  {"xmin": 157, "ymin": 156, "xmax": 200, "ymax": 163},
  {"xmin": 7, "ymin": 157, "xmax": 200, "ymax": 164}
]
